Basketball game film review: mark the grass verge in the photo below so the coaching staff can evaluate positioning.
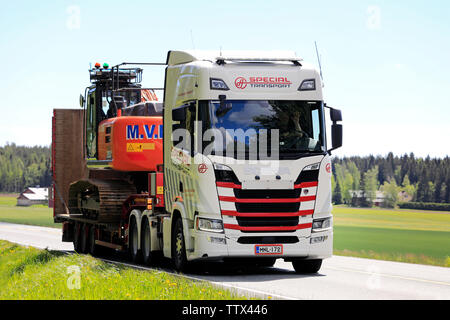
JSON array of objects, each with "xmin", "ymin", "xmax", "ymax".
[{"xmin": 0, "ymin": 240, "xmax": 248, "ymax": 300}]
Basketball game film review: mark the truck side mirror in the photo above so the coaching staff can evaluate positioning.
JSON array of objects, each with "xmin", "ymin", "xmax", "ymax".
[
  {"xmin": 79, "ymin": 94, "xmax": 85, "ymax": 108},
  {"xmin": 326, "ymin": 106, "xmax": 343, "ymax": 153},
  {"xmin": 172, "ymin": 106, "xmax": 186, "ymax": 121},
  {"xmin": 330, "ymin": 108, "xmax": 342, "ymax": 122},
  {"xmin": 331, "ymin": 123, "xmax": 343, "ymax": 150}
]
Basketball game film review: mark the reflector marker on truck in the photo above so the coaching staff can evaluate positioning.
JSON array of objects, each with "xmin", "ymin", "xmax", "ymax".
[
  {"xmin": 218, "ymin": 196, "xmax": 316, "ymax": 203},
  {"xmin": 223, "ymin": 223, "xmax": 312, "ymax": 232},
  {"xmin": 221, "ymin": 209, "xmax": 314, "ymax": 217},
  {"xmin": 294, "ymin": 181, "xmax": 318, "ymax": 189},
  {"xmin": 216, "ymin": 182, "xmax": 242, "ymax": 189}
]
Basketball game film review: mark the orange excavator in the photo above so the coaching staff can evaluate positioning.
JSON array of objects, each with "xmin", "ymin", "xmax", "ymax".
[{"xmin": 52, "ymin": 62, "xmax": 165, "ymax": 255}]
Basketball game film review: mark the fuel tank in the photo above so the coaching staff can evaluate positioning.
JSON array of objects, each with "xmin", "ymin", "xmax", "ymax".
[{"xmin": 98, "ymin": 116, "xmax": 163, "ymax": 171}]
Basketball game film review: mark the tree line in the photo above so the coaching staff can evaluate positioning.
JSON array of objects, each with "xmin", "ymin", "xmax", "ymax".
[
  {"xmin": 0, "ymin": 143, "xmax": 51, "ymax": 193},
  {"xmin": 332, "ymin": 152, "xmax": 450, "ymax": 208},
  {"xmin": 0, "ymin": 143, "xmax": 449, "ymax": 208}
]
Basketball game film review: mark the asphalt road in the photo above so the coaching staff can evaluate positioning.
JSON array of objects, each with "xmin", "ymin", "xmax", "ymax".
[{"xmin": 0, "ymin": 221, "xmax": 449, "ymax": 300}]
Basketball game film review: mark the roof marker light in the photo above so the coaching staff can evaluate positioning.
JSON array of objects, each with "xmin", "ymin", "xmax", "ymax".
[
  {"xmin": 103, "ymin": 63, "xmax": 109, "ymax": 69},
  {"xmin": 298, "ymin": 79, "xmax": 316, "ymax": 91},
  {"xmin": 210, "ymin": 78, "xmax": 230, "ymax": 91},
  {"xmin": 94, "ymin": 62, "xmax": 101, "ymax": 69}
]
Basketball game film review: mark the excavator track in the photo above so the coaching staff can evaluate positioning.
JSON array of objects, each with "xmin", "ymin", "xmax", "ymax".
[{"xmin": 68, "ymin": 178, "xmax": 136, "ymax": 223}]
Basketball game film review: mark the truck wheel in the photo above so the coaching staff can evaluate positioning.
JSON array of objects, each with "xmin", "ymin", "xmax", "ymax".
[
  {"xmin": 141, "ymin": 219, "xmax": 153, "ymax": 265},
  {"xmin": 172, "ymin": 218, "xmax": 188, "ymax": 272},
  {"xmin": 292, "ymin": 259, "xmax": 322, "ymax": 274},
  {"xmin": 73, "ymin": 222, "xmax": 82, "ymax": 253},
  {"xmin": 129, "ymin": 218, "xmax": 141, "ymax": 263},
  {"xmin": 88, "ymin": 225, "xmax": 98, "ymax": 256},
  {"xmin": 80, "ymin": 223, "xmax": 89, "ymax": 254}
]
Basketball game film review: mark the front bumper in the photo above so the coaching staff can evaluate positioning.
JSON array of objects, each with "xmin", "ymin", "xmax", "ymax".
[{"xmin": 188, "ymin": 228, "xmax": 333, "ymax": 261}]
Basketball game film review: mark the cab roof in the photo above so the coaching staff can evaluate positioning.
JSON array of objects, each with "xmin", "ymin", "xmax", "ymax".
[{"xmin": 166, "ymin": 50, "xmax": 303, "ymax": 66}]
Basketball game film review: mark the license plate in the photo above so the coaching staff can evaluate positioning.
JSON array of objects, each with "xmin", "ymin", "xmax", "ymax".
[{"xmin": 254, "ymin": 244, "xmax": 283, "ymax": 255}]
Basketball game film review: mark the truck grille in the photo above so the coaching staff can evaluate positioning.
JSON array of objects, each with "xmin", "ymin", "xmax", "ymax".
[{"xmin": 218, "ymin": 169, "xmax": 318, "ymax": 233}]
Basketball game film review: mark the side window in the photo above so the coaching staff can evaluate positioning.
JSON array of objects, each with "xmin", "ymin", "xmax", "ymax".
[
  {"xmin": 86, "ymin": 91, "xmax": 97, "ymax": 158},
  {"xmin": 311, "ymin": 108, "xmax": 320, "ymax": 141},
  {"xmin": 172, "ymin": 101, "xmax": 196, "ymax": 155}
]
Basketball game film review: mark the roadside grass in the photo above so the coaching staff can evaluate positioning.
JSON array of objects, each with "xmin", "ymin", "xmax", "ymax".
[
  {"xmin": 332, "ymin": 206, "xmax": 450, "ymax": 267},
  {"xmin": 0, "ymin": 196, "xmax": 58, "ymax": 228},
  {"xmin": 0, "ymin": 240, "xmax": 248, "ymax": 300}
]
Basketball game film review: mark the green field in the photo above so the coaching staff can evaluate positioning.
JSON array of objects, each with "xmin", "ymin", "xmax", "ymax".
[
  {"xmin": 0, "ymin": 240, "xmax": 247, "ymax": 300},
  {"xmin": 0, "ymin": 196, "xmax": 58, "ymax": 228},
  {"xmin": 333, "ymin": 206, "xmax": 450, "ymax": 267}
]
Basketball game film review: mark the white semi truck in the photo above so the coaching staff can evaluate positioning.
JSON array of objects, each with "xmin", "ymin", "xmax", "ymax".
[{"xmin": 53, "ymin": 50, "xmax": 342, "ymax": 274}]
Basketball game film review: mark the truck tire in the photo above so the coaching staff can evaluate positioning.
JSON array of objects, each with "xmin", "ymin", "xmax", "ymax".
[
  {"xmin": 88, "ymin": 225, "xmax": 98, "ymax": 256},
  {"xmin": 172, "ymin": 218, "xmax": 188, "ymax": 272},
  {"xmin": 73, "ymin": 222, "xmax": 82, "ymax": 253},
  {"xmin": 141, "ymin": 219, "xmax": 153, "ymax": 265},
  {"xmin": 129, "ymin": 218, "xmax": 141, "ymax": 263},
  {"xmin": 80, "ymin": 223, "xmax": 89, "ymax": 254},
  {"xmin": 292, "ymin": 259, "xmax": 322, "ymax": 274}
]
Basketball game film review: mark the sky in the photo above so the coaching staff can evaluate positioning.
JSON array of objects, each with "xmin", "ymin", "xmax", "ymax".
[{"xmin": 0, "ymin": 0, "xmax": 449, "ymax": 158}]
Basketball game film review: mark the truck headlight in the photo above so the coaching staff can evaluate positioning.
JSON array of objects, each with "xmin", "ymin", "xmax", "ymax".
[
  {"xmin": 213, "ymin": 163, "xmax": 239, "ymax": 183},
  {"xmin": 312, "ymin": 217, "xmax": 332, "ymax": 232},
  {"xmin": 196, "ymin": 217, "xmax": 224, "ymax": 233},
  {"xmin": 303, "ymin": 163, "xmax": 320, "ymax": 171}
]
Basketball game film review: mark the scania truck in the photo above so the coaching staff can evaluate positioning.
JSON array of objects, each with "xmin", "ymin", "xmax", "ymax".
[{"xmin": 52, "ymin": 50, "xmax": 343, "ymax": 273}]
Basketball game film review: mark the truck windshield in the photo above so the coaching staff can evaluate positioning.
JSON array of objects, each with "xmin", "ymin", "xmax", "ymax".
[{"xmin": 198, "ymin": 100, "xmax": 325, "ymax": 159}]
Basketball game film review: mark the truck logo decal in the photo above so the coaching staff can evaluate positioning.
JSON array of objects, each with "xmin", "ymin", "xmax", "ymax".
[
  {"xmin": 235, "ymin": 77, "xmax": 248, "ymax": 89},
  {"xmin": 198, "ymin": 163, "xmax": 208, "ymax": 174},
  {"xmin": 126, "ymin": 124, "xmax": 163, "ymax": 140},
  {"xmin": 234, "ymin": 76, "xmax": 292, "ymax": 89}
]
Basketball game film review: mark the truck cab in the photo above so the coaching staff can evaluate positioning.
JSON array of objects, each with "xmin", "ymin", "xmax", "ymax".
[{"xmin": 162, "ymin": 50, "xmax": 342, "ymax": 272}]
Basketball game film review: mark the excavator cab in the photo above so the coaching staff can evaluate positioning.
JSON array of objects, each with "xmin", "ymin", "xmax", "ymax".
[{"xmin": 82, "ymin": 66, "xmax": 145, "ymax": 159}]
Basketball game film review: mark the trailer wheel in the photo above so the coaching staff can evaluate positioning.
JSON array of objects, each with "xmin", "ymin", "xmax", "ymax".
[
  {"xmin": 80, "ymin": 223, "xmax": 89, "ymax": 254},
  {"xmin": 172, "ymin": 217, "xmax": 188, "ymax": 272},
  {"xmin": 141, "ymin": 219, "xmax": 153, "ymax": 265},
  {"xmin": 129, "ymin": 218, "xmax": 141, "ymax": 263},
  {"xmin": 292, "ymin": 259, "xmax": 322, "ymax": 274},
  {"xmin": 88, "ymin": 225, "xmax": 98, "ymax": 256},
  {"xmin": 73, "ymin": 222, "xmax": 82, "ymax": 253}
]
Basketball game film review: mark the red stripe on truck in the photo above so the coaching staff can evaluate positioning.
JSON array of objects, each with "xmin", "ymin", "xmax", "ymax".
[
  {"xmin": 224, "ymin": 223, "xmax": 312, "ymax": 232},
  {"xmin": 219, "ymin": 196, "xmax": 316, "ymax": 203}
]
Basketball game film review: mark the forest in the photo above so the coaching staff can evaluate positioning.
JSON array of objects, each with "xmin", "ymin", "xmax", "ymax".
[
  {"xmin": 0, "ymin": 144, "xmax": 449, "ymax": 209},
  {"xmin": 332, "ymin": 153, "xmax": 450, "ymax": 209},
  {"xmin": 0, "ymin": 144, "xmax": 51, "ymax": 193}
]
